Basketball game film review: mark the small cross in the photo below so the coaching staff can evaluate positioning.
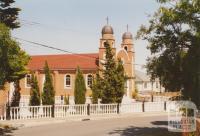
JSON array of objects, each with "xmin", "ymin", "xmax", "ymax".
[
  {"xmin": 106, "ymin": 17, "xmax": 109, "ymax": 25},
  {"xmin": 126, "ymin": 24, "xmax": 129, "ymax": 32}
]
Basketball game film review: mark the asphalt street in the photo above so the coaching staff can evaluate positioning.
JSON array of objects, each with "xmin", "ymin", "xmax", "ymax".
[{"xmin": 3, "ymin": 115, "xmax": 181, "ymax": 136}]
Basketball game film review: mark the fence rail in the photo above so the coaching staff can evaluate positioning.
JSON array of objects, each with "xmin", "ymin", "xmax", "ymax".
[
  {"xmin": 144, "ymin": 102, "xmax": 165, "ymax": 112},
  {"xmin": 55, "ymin": 104, "xmax": 87, "ymax": 117},
  {"xmin": 90, "ymin": 104, "xmax": 118, "ymax": 115},
  {"xmin": 0, "ymin": 102, "xmax": 169, "ymax": 121},
  {"xmin": 120, "ymin": 102, "xmax": 143, "ymax": 113},
  {"xmin": 10, "ymin": 105, "xmax": 52, "ymax": 120}
]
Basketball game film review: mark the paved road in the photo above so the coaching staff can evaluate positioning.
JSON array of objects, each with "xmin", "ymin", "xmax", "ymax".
[{"xmin": 5, "ymin": 115, "xmax": 181, "ymax": 136}]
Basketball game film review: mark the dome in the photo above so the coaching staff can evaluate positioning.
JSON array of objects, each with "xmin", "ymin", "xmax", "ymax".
[
  {"xmin": 101, "ymin": 25, "xmax": 114, "ymax": 35},
  {"xmin": 122, "ymin": 32, "xmax": 133, "ymax": 39}
]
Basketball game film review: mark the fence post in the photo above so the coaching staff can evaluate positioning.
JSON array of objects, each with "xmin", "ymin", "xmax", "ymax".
[
  {"xmin": 6, "ymin": 105, "xmax": 10, "ymax": 120},
  {"xmin": 151, "ymin": 95, "xmax": 154, "ymax": 102},
  {"xmin": 52, "ymin": 104, "xmax": 55, "ymax": 118},
  {"xmin": 142, "ymin": 101, "xmax": 145, "ymax": 112},
  {"xmin": 87, "ymin": 104, "xmax": 90, "ymax": 116},
  {"xmin": 164, "ymin": 101, "xmax": 167, "ymax": 111},
  {"xmin": 117, "ymin": 103, "xmax": 120, "ymax": 114}
]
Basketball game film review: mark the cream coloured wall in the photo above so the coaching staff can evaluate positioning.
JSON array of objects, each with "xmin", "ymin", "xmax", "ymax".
[
  {"xmin": 0, "ymin": 83, "xmax": 8, "ymax": 105},
  {"xmin": 17, "ymin": 70, "xmax": 94, "ymax": 105},
  {"xmin": 135, "ymin": 81, "xmax": 165, "ymax": 93}
]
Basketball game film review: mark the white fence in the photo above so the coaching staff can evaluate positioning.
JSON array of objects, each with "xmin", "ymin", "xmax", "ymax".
[
  {"xmin": 55, "ymin": 105, "xmax": 87, "ymax": 117},
  {"xmin": 0, "ymin": 102, "xmax": 168, "ymax": 120},
  {"xmin": 120, "ymin": 102, "xmax": 143, "ymax": 113},
  {"xmin": 90, "ymin": 104, "xmax": 118, "ymax": 115},
  {"xmin": 10, "ymin": 105, "xmax": 52, "ymax": 120},
  {"xmin": 144, "ymin": 102, "xmax": 165, "ymax": 112}
]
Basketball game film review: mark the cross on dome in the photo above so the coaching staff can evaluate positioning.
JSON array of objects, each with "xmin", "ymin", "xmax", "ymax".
[{"xmin": 106, "ymin": 17, "xmax": 109, "ymax": 25}]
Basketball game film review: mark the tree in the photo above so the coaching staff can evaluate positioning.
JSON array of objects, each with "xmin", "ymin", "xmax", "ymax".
[
  {"xmin": 91, "ymin": 72, "xmax": 103, "ymax": 104},
  {"xmin": 115, "ymin": 59, "xmax": 126, "ymax": 103},
  {"xmin": 64, "ymin": 95, "xmax": 69, "ymax": 105},
  {"xmin": 137, "ymin": 0, "xmax": 200, "ymax": 108},
  {"xmin": 101, "ymin": 42, "xmax": 117, "ymax": 103},
  {"xmin": 0, "ymin": 0, "xmax": 21, "ymax": 29},
  {"xmin": 42, "ymin": 61, "xmax": 55, "ymax": 105},
  {"xmin": 30, "ymin": 74, "xmax": 40, "ymax": 106},
  {"xmin": 0, "ymin": 23, "xmax": 30, "ymax": 88},
  {"xmin": 10, "ymin": 80, "xmax": 20, "ymax": 107},
  {"xmin": 91, "ymin": 42, "xmax": 126, "ymax": 104},
  {"xmin": 74, "ymin": 67, "xmax": 86, "ymax": 104}
]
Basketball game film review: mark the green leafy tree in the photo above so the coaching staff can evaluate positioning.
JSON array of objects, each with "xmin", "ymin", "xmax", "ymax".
[
  {"xmin": 115, "ymin": 59, "xmax": 126, "ymax": 103},
  {"xmin": 74, "ymin": 67, "xmax": 86, "ymax": 104},
  {"xmin": 30, "ymin": 74, "xmax": 40, "ymax": 106},
  {"xmin": 0, "ymin": 0, "xmax": 21, "ymax": 29},
  {"xmin": 93, "ymin": 42, "xmax": 126, "ymax": 104},
  {"xmin": 101, "ymin": 42, "xmax": 117, "ymax": 103},
  {"xmin": 91, "ymin": 72, "xmax": 103, "ymax": 104},
  {"xmin": 0, "ymin": 23, "xmax": 30, "ymax": 88},
  {"xmin": 137, "ymin": 0, "xmax": 200, "ymax": 108},
  {"xmin": 42, "ymin": 61, "xmax": 55, "ymax": 105},
  {"xmin": 64, "ymin": 95, "xmax": 69, "ymax": 105},
  {"xmin": 10, "ymin": 80, "xmax": 20, "ymax": 107}
]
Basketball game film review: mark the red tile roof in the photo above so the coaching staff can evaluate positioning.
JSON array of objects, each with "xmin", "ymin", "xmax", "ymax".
[{"xmin": 28, "ymin": 53, "xmax": 99, "ymax": 71}]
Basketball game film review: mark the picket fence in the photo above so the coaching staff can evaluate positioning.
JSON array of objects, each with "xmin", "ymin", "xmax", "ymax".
[{"xmin": 0, "ymin": 102, "xmax": 167, "ymax": 121}]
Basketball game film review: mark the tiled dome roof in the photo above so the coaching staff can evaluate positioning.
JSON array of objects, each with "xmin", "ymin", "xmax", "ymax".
[
  {"xmin": 122, "ymin": 32, "xmax": 133, "ymax": 39},
  {"xmin": 101, "ymin": 25, "xmax": 114, "ymax": 35}
]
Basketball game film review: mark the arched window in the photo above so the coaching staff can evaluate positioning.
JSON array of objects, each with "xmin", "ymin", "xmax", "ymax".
[
  {"xmin": 124, "ymin": 46, "xmax": 128, "ymax": 52},
  {"xmin": 25, "ymin": 74, "xmax": 32, "ymax": 88},
  {"xmin": 104, "ymin": 41, "xmax": 110, "ymax": 47},
  {"xmin": 87, "ymin": 75, "xmax": 93, "ymax": 87},
  {"xmin": 65, "ymin": 75, "xmax": 71, "ymax": 87}
]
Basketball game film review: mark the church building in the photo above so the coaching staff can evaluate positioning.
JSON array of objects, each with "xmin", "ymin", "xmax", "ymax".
[{"xmin": 0, "ymin": 24, "xmax": 135, "ymax": 106}]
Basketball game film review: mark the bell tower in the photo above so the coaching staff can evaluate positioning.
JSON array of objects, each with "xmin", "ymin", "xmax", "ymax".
[
  {"xmin": 121, "ymin": 25, "xmax": 135, "ymax": 98},
  {"xmin": 99, "ymin": 18, "xmax": 116, "ymax": 69}
]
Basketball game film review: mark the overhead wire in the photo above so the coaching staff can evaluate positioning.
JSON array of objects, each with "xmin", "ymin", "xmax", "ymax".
[
  {"xmin": 20, "ymin": 19, "xmax": 99, "ymax": 35},
  {"xmin": 15, "ymin": 19, "xmax": 145, "ymax": 66},
  {"xmin": 13, "ymin": 36, "xmax": 144, "ymax": 66}
]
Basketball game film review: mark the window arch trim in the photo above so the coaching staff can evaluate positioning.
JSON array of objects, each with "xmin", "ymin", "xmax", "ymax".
[
  {"xmin": 64, "ymin": 74, "xmax": 71, "ymax": 88},
  {"xmin": 86, "ymin": 74, "xmax": 93, "ymax": 88}
]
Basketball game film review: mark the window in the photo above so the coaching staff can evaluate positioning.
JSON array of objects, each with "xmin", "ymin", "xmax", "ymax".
[
  {"xmin": 65, "ymin": 75, "xmax": 71, "ymax": 88},
  {"xmin": 144, "ymin": 82, "xmax": 147, "ymax": 88},
  {"xmin": 104, "ymin": 41, "xmax": 108, "ymax": 47},
  {"xmin": 87, "ymin": 75, "xmax": 93, "ymax": 87},
  {"xmin": 124, "ymin": 46, "xmax": 128, "ymax": 52},
  {"xmin": 25, "ymin": 74, "xmax": 32, "ymax": 88}
]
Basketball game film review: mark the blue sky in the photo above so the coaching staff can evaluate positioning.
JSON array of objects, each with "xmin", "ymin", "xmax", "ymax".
[{"xmin": 12, "ymin": 0, "xmax": 160, "ymax": 71}]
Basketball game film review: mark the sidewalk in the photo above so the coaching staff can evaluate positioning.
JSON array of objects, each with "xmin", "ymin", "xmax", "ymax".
[{"xmin": 0, "ymin": 112, "xmax": 168, "ymax": 128}]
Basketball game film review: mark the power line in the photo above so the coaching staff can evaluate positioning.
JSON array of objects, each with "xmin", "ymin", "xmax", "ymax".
[
  {"xmin": 20, "ymin": 19, "xmax": 99, "ymax": 35},
  {"xmin": 13, "ymin": 36, "xmax": 145, "ymax": 66},
  {"xmin": 13, "ymin": 36, "xmax": 98, "ymax": 60}
]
